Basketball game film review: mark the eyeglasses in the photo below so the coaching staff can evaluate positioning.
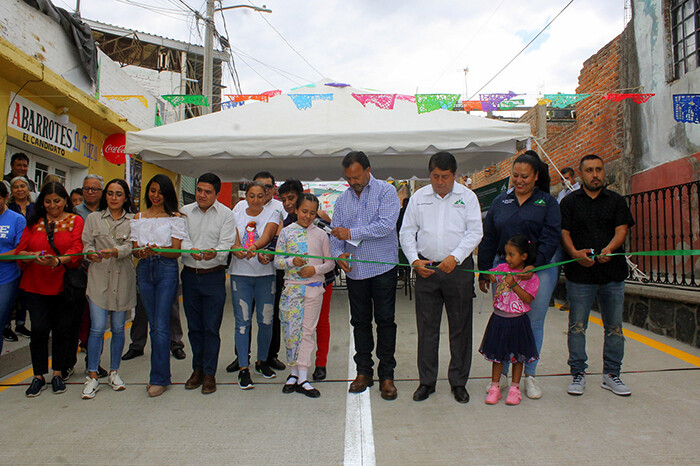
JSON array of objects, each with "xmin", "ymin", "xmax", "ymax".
[{"xmin": 83, "ymin": 187, "xmax": 103, "ymax": 193}]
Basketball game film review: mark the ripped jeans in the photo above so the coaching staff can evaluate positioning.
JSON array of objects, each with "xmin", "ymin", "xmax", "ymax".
[
  {"xmin": 566, "ymin": 280, "xmax": 625, "ymax": 377},
  {"xmin": 230, "ymin": 274, "xmax": 275, "ymax": 369}
]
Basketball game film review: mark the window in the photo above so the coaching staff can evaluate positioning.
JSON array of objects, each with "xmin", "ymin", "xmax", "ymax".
[
  {"xmin": 671, "ymin": 0, "xmax": 700, "ymax": 78},
  {"xmin": 34, "ymin": 162, "xmax": 49, "ymax": 188}
]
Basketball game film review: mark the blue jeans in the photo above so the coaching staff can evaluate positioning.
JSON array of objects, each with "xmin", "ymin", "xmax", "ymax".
[
  {"xmin": 495, "ymin": 256, "xmax": 559, "ymax": 377},
  {"xmin": 230, "ymin": 274, "xmax": 275, "ymax": 369},
  {"xmin": 566, "ymin": 280, "xmax": 626, "ymax": 376},
  {"xmin": 87, "ymin": 298, "xmax": 127, "ymax": 372},
  {"xmin": 181, "ymin": 268, "xmax": 226, "ymax": 375},
  {"xmin": 137, "ymin": 257, "xmax": 180, "ymax": 385},
  {"xmin": 0, "ymin": 278, "xmax": 21, "ymax": 353}
]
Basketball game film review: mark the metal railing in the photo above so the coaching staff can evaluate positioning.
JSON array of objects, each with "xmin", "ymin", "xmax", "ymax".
[{"xmin": 625, "ymin": 180, "xmax": 700, "ymax": 287}]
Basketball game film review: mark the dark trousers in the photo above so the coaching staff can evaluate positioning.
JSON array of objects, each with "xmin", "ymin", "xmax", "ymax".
[
  {"xmin": 414, "ymin": 256, "xmax": 474, "ymax": 388},
  {"xmin": 128, "ymin": 292, "xmax": 184, "ymax": 352},
  {"xmin": 181, "ymin": 268, "xmax": 226, "ymax": 375},
  {"xmin": 63, "ymin": 287, "xmax": 87, "ymax": 370},
  {"xmin": 346, "ymin": 267, "xmax": 398, "ymax": 380},
  {"xmin": 234, "ymin": 270, "xmax": 282, "ymax": 362},
  {"xmin": 26, "ymin": 292, "xmax": 71, "ymax": 376}
]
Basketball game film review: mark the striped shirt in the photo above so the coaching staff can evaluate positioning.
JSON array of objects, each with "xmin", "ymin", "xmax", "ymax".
[{"xmin": 330, "ymin": 174, "xmax": 400, "ymax": 280}]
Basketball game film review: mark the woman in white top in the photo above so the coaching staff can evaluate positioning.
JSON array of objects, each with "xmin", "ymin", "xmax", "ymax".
[
  {"xmin": 130, "ymin": 174, "xmax": 187, "ymax": 398},
  {"xmin": 229, "ymin": 181, "xmax": 279, "ymax": 390}
]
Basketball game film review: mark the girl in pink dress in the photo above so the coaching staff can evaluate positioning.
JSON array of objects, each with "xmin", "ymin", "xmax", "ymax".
[{"xmin": 479, "ymin": 235, "xmax": 540, "ymax": 405}]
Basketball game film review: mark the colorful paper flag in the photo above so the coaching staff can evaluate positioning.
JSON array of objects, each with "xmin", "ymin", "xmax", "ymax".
[
  {"xmin": 396, "ymin": 94, "xmax": 416, "ymax": 103},
  {"xmin": 288, "ymin": 93, "xmax": 333, "ymax": 110},
  {"xmin": 543, "ymin": 94, "xmax": 590, "ymax": 108},
  {"xmin": 673, "ymin": 94, "xmax": 700, "ymax": 123},
  {"xmin": 498, "ymin": 99, "xmax": 525, "ymax": 110},
  {"xmin": 225, "ymin": 94, "xmax": 269, "ymax": 103},
  {"xmin": 221, "ymin": 100, "xmax": 245, "ymax": 110},
  {"xmin": 325, "ymin": 82, "xmax": 350, "ymax": 88},
  {"xmin": 415, "ymin": 94, "xmax": 461, "ymax": 114},
  {"xmin": 261, "ymin": 90, "xmax": 282, "ymax": 98},
  {"xmin": 154, "ymin": 108, "xmax": 163, "ymax": 127},
  {"xmin": 537, "ymin": 98, "xmax": 552, "ymax": 106},
  {"xmin": 161, "ymin": 94, "xmax": 208, "ymax": 107},
  {"xmin": 462, "ymin": 100, "xmax": 482, "ymax": 112},
  {"xmin": 352, "ymin": 94, "xmax": 397, "ymax": 109},
  {"xmin": 479, "ymin": 92, "xmax": 518, "ymax": 112},
  {"xmin": 602, "ymin": 93, "xmax": 655, "ymax": 103},
  {"xmin": 290, "ymin": 83, "xmax": 316, "ymax": 90},
  {"xmin": 103, "ymin": 95, "xmax": 148, "ymax": 107}
]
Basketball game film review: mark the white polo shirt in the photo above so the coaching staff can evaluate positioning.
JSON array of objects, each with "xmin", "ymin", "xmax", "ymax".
[
  {"xmin": 399, "ymin": 182, "xmax": 483, "ymax": 265},
  {"xmin": 180, "ymin": 201, "xmax": 236, "ymax": 269}
]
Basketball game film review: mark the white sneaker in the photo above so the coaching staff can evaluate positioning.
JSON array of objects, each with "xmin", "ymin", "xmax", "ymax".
[
  {"xmin": 108, "ymin": 371, "xmax": 126, "ymax": 391},
  {"xmin": 484, "ymin": 374, "xmax": 509, "ymax": 394},
  {"xmin": 601, "ymin": 373, "xmax": 631, "ymax": 396},
  {"xmin": 524, "ymin": 375, "xmax": 542, "ymax": 399},
  {"xmin": 81, "ymin": 377, "xmax": 99, "ymax": 399}
]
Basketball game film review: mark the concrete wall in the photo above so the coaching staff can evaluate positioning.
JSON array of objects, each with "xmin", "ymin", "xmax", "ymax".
[{"xmin": 631, "ymin": 0, "xmax": 700, "ymax": 171}]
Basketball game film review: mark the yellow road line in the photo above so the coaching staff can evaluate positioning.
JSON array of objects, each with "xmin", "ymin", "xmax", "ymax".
[
  {"xmin": 588, "ymin": 315, "xmax": 700, "ymax": 368},
  {"xmin": 0, "ymin": 320, "xmax": 133, "ymax": 393}
]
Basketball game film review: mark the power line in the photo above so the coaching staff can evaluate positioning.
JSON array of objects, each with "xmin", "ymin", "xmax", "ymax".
[
  {"xmin": 427, "ymin": 0, "xmax": 508, "ymax": 89},
  {"xmin": 231, "ymin": 46, "xmax": 311, "ymax": 84},
  {"xmin": 247, "ymin": 0, "xmax": 324, "ymax": 79},
  {"xmin": 467, "ymin": 0, "xmax": 575, "ymax": 101}
]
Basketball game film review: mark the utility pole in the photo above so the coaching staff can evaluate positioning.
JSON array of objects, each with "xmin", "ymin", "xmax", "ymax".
[
  {"xmin": 463, "ymin": 65, "xmax": 469, "ymax": 100},
  {"xmin": 202, "ymin": 0, "xmax": 215, "ymax": 115},
  {"xmin": 202, "ymin": 3, "xmax": 271, "ymax": 115},
  {"xmin": 75, "ymin": 0, "xmax": 81, "ymax": 15}
]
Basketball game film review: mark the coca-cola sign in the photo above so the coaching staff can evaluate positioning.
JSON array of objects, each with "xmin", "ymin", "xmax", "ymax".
[{"xmin": 102, "ymin": 133, "xmax": 126, "ymax": 165}]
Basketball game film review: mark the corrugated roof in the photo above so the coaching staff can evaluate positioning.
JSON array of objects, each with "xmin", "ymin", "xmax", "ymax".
[{"xmin": 84, "ymin": 18, "xmax": 229, "ymax": 60}]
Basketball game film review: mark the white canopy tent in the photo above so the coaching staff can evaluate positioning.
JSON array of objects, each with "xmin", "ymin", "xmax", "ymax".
[{"xmin": 125, "ymin": 80, "xmax": 532, "ymax": 181}]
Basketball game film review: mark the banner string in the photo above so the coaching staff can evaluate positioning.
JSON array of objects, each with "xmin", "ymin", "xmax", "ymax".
[{"xmin": 1, "ymin": 248, "xmax": 698, "ymax": 276}]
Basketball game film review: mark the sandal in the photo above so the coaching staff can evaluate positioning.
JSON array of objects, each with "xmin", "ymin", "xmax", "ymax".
[{"xmin": 282, "ymin": 375, "xmax": 298, "ymax": 394}]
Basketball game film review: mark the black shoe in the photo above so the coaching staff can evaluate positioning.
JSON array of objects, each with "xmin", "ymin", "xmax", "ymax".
[
  {"xmin": 97, "ymin": 366, "xmax": 108, "ymax": 379},
  {"xmin": 266, "ymin": 357, "xmax": 286, "ymax": 371},
  {"xmin": 255, "ymin": 361, "xmax": 276, "ymax": 379},
  {"xmin": 412, "ymin": 384, "xmax": 435, "ymax": 402},
  {"xmin": 61, "ymin": 366, "xmax": 74, "ymax": 381},
  {"xmin": 121, "ymin": 349, "xmax": 144, "ymax": 360},
  {"xmin": 238, "ymin": 369, "xmax": 254, "ymax": 390},
  {"xmin": 282, "ymin": 375, "xmax": 298, "ymax": 394},
  {"xmin": 3, "ymin": 327, "xmax": 18, "ymax": 342},
  {"xmin": 312, "ymin": 366, "xmax": 327, "ymax": 381},
  {"xmin": 14, "ymin": 325, "xmax": 31, "ymax": 338},
  {"xmin": 51, "ymin": 375, "xmax": 66, "ymax": 394},
  {"xmin": 172, "ymin": 348, "xmax": 186, "ymax": 360},
  {"xmin": 25, "ymin": 377, "xmax": 47, "ymax": 397},
  {"xmin": 451, "ymin": 386, "xmax": 470, "ymax": 404},
  {"xmin": 296, "ymin": 381, "xmax": 321, "ymax": 398},
  {"xmin": 226, "ymin": 357, "xmax": 240, "ymax": 373}
]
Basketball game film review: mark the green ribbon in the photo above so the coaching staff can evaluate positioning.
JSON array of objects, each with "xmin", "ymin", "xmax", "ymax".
[{"xmin": 3, "ymin": 248, "xmax": 698, "ymax": 276}]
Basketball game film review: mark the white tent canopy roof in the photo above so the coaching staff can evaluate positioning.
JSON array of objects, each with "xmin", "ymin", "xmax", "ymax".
[{"xmin": 126, "ymin": 79, "xmax": 532, "ymax": 181}]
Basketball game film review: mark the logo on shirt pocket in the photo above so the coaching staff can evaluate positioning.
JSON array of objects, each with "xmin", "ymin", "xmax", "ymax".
[{"xmin": 534, "ymin": 199, "xmax": 546, "ymax": 206}]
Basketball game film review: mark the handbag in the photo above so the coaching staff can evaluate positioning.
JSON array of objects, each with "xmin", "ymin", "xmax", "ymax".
[{"xmin": 44, "ymin": 217, "xmax": 88, "ymax": 291}]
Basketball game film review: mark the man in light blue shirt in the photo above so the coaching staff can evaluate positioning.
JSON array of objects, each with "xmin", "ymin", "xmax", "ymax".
[
  {"xmin": 330, "ymin": 151, "xmax": 400, "ymax": 400},
  {"xmin": 557, "ymin": 167, "xmax": 580, "ymax": 204}
]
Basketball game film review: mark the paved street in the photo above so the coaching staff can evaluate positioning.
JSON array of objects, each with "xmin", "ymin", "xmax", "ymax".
[{"xmin": 1, "ymin": 285, "xmax": 700, "ymax": 464}]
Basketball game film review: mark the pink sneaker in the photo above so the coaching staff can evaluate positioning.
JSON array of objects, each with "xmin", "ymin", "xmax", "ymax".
[
  {"xmin": 485, "ymin": 385, "xmax": 502, "ymax": 405},
  {"xmin": 505, "ymin": 385, "xmax": 521, "ymax": 405}
]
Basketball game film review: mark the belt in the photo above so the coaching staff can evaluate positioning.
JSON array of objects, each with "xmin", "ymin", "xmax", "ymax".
[
  {"xmin": 183, "ymin": 265, "xmax": 226, "ymax": 275},
  {"xmin": 418, "ymin": 254, "xmax": 442, "ymax": 266}
]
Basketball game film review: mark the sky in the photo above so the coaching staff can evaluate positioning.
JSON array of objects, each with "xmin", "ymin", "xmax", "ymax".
[{"xmin": 64, "ymin": 0, "xmax": 628, "ymax": 105}]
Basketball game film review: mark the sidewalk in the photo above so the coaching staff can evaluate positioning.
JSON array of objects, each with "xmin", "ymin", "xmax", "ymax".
[{"xmin": 1, "ymin": 287, "xmax": 699, "ymax": 464}]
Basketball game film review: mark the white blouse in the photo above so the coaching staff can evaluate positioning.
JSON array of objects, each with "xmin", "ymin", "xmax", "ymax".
[{"xmin": 130, "ymin": 216, "xmax": 188, "ymax": 247}]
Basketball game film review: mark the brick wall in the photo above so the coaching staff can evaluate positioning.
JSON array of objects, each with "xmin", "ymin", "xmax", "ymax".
[{"xmin": 471, "ymin": 34, "xmax": 625, "ymax": 195}]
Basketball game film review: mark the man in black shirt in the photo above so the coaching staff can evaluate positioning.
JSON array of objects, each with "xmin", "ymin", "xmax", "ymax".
[
  {"xmin": 3, "ymin": 153, "xmax": 36, "ymax": 193},
  {"xmin": 560, "ymin": 154, "xmax": 634, "ymax": 397}
]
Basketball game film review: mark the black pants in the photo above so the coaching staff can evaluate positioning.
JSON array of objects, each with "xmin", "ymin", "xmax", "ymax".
[
  {"xmin": 26, "ymin": 292, "xmax": 71, "ymax": 376},
  {"xmin": 63, "ymin": 286, "xmax": 86, "ymax": 370},
  {"xmin": 346, "ymin": 267, "xmax": 398, "ymax": 380},
  {"xmin": 414, "ymin": 256, "xmax": 475, "ymax": 387}
]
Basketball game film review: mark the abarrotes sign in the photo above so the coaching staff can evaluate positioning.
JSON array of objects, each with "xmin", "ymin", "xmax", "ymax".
[{"xmin": 8, "ymin": 93, "xmax": 77, "ymax": 157}]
